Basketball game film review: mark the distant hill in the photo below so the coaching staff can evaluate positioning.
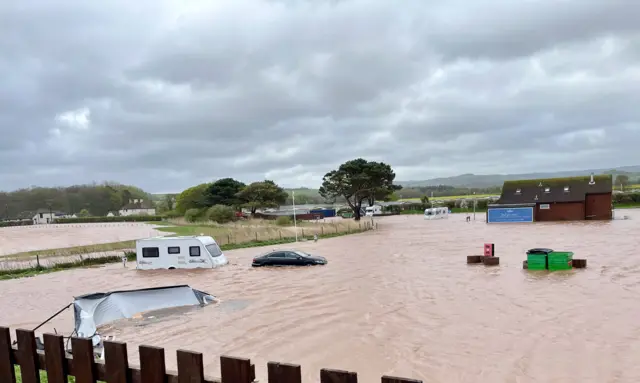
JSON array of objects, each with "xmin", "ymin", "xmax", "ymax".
[{"xmin": 399, "ymin": 166, "xmax": 640, "ymax": 188}]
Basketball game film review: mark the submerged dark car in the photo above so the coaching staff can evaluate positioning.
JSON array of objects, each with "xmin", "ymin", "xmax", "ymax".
[{"xmin": 252, "ymin": 250, "xmax": 327, "ymax": 267}]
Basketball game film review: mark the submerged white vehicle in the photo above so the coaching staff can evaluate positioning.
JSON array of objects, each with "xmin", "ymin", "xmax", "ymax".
[
  {"xmin": 30, "ymin": 285, "xmax": 217, "ymax": 360},
  {"xmin": 365, "ymin": 205, "xmax": 382, "ymax": 216},
  {"xmin": 424, "ymin": 207, "xmax": 450, "ymax": 220},
  {"xmin": 135, "ymin": 236, "xmax": 228, "ymax": 270}
]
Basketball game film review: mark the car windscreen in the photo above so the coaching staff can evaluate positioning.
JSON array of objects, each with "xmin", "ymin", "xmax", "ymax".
[{"xmin": 205, "ymin": 244, "xmax": 223, "ymax": 257}]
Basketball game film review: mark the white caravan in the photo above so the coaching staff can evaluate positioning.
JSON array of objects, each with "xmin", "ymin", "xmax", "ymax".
[
  {"xmin": 424, "ymin": 207, "xmax": 450, "ymax": 220},
  {"xmin": 135, "ymin": 236, "xmax": 228, "ymax": 270},
  {"xmin": 365, "ymin": 205, "xmax": 382, "ymax": 216}
]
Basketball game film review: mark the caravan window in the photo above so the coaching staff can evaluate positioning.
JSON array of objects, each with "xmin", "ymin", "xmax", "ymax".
[
  {"xmin": 189, "ymin": 246, "xmax": 201, "ymax": 257},
  {"xmin": 142, "ymin": 247, "xmax": 160, "ymax": 258},
  {"xmin": 205, "ymin": 244, "xmax": 223, "ymax": 257},
  {"xmin": 168, "ymin": 246, "xmax": 180, "ymax": 254}
]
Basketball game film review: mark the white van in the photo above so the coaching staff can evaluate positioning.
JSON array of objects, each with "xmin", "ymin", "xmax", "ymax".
[
  {"xmin": 424, "ymin": 207, "xmax": 450, "ymax": 220},
  {"xmin": 135, "ymin": 236, "xmax": 229, "ymax": 270},
  {"xmin": 365, "ymin": 205, "xmax": 382, "ymax": 216}
]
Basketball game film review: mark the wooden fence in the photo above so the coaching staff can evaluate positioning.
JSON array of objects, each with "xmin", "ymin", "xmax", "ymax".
[{"xmin": 0, "ymin": 327, "xmax": 421, "ymax": 383}]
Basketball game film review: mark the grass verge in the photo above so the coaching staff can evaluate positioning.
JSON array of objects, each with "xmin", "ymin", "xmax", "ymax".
[
  {"xmin": 15, "ymin": 366, "xmax": 83, "ymax": 383},
  {"xmin": 0, "ymin": 224, "xmax": 373, "ymax": 281}
]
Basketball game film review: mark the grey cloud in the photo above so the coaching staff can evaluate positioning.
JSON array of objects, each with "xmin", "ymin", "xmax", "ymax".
[{"xmin": 1, "ymin": 0, "xmax": 639, "ymax": 192}]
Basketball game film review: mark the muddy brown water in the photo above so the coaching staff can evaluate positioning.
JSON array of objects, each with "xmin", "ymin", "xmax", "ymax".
[{"xmin": 1, "ymin": 212, "xmax": 640, "ymax": 382}]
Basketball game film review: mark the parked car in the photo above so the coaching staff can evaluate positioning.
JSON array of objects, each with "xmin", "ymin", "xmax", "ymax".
[{"xmin": 251, "ymin": 250, "xmax": 327, "ymax": 267}]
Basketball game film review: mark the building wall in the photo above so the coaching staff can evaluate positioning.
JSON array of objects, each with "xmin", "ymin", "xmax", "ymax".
[
  {"xmin": 535, "ymin": 202, "xmax": 585, "ymax": 221},
  {"xmin": 585, "ymin": 193, "xmax": 612, "ymax": 220},
  {"xmin": 32, "ymin": 213, "xmax": 55, "ymax": 224},
  {"xmin": 119, "ymin": 208, "xmax": 156, "ymax": 216}
]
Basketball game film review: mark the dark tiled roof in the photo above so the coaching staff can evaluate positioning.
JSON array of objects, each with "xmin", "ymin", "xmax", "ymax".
[{"xmin": 496, "ymin": 175, "xmax": 612, "ymax": 205}]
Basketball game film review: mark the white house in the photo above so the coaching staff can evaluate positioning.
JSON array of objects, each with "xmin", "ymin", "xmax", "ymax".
[
  {"xmin": 32, "ymin": 209, "xmax": 75, "ymax": 224},
  {"xmin": 119, "ymin": 199, "xmax": 156, "ymax": 216}
]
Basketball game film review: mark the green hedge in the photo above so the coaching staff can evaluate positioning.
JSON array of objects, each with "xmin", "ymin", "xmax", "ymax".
[
  {"xmin": 613, "ymin": 193, "xmax": 640, "ymax": 204},
  {"xmin": 55, "ymin": 215, "xmax": 163, "ymax": 224},
  {"xmin": 0, "ymin": 220, "xmax": 33, "ymax": 228}
]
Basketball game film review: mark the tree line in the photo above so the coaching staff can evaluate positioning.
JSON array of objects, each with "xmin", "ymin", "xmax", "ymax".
[
  {"xmin": 167, "ymin": 179, "xmax": 290, "ymax": 223},
  {"xmin": 0, "ymin": 183, "xmax": 151, "ymax": 220}
]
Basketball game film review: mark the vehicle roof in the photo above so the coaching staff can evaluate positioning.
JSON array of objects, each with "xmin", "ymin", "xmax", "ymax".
[{"xmin": 137, "ymin": 235, "xmax": 217, "ymax": 244}]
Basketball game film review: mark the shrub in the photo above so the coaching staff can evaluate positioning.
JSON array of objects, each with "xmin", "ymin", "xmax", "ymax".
[
  {"xmin": 0, "ymin": 219, "xmax": 33, "ymax": 228},
  {"xmin": 444, "ymin": 201, "xmax": 456, "ymax": 209},
  {"xmin": 207, "ymin": 205, "xmax": 235, "ymax": 224},
  {"xmin": 475, "ymin": 200, "xmax": 489, "ymax": 210},
  {"xmin": 55, "ymin": 215, "xmax": 162, "ymax": 224},
  {"xmin": 162, "ymin": 210, "xmax": 182, "ymax": 218},
  {"xmin": 275, "ymin": 216, "xmax": 292, "ymax": 226},
  {"xmin": 184, "ymin": 208, "xmax": 201, "ymax": 223},
  {"xmin": 77, "ymin": 209, "xmax": 90, "ymax": 217}
]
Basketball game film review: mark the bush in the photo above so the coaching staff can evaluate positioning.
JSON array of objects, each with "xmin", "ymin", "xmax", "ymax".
[
  {"xmin": 0, "ymin": 220, "xmax": 33, "ymax": 228},
  {"xmin": 162, "ymin": 210, "xmax": 182, "ymax": 218},
  {"xmin": 444, "ymin": 201, "xmax": 456, "ymax": 209},
  {"xmin": 475, "ymin": 200, "xmax": 489, "ymax": 210},
  {"xmin": 207, "ymin": 205, "xmax": 235, "ymax": 224},
  {"xmin": 55, "ymin": 215, "xmax": 162, "ymax": 224},
  {"xmin": 613, "ymin": 192, "xmax": 640, "ymax": 204},
  {"xmin": 184, "ymin": 208, "xmax": 201, "ymax": 223},
  {"xmin": 275, "ymin": 216, "xmax": 292, "ymax": 226}
]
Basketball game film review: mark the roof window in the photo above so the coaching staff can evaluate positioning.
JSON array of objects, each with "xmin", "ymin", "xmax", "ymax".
[
  {"xmin": 544, "ymin": 187, "xmax": 550, "ymax": 193},
  {"xmin": 515, "ymin": 188, "xmax": 521, "ymax": 194},
  {"xmin": 563, "ymin": 186, "xmax": 570, "ymax": 192}
]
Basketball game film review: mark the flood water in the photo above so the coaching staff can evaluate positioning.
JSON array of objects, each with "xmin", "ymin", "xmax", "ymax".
[{"xmin": 1, "ymin": 212, "xmax": 640, "ymax": 382}]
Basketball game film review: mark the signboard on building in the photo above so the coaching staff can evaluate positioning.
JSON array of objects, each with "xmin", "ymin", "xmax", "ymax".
[
  {"xmin": 539, "ymin": 204, "xmax": 550, "ymax": 210},
  {"xmin": 487, "ymin": 207, "xmax": 534, "ymax": 223}
]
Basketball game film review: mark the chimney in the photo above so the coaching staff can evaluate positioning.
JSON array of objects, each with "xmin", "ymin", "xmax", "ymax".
[{"xmin": 589, "ymin": 173, "xmax": 595, "ymax": 185}]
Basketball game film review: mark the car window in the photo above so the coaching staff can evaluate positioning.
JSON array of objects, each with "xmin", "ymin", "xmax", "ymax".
[
  {"xmin": 168, "ymin": 246, "xmax": 180, "ymax": 254},
  {"xmin": 189, "ymin": 246, "xmax": 201, "ymax": 257},
  {"xmin": 284, "ymin": 252, "xmax": 299, "ymax": 259},
  {"xmin": 268, "ymin": 252, "xmax": 284, "ymax": 258}
]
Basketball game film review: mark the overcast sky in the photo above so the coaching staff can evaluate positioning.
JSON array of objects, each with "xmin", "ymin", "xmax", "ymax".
[{"xmin": 1, "ymin": 0, "xmax": 639, "ymax": 193}]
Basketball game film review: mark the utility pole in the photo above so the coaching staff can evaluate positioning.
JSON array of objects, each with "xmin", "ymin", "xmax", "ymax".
[{"xmin": 473, "ymin": 191, "xmax": 476, "ymax": 221}]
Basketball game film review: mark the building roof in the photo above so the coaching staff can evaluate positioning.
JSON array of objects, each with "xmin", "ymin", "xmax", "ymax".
[{"xmin": 496, "ymin": 174, "xmax": 612, "ymax": 205}]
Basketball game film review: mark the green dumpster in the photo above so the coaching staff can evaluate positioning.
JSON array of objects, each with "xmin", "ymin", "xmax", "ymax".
[
  {"xmin": 548, "ymin": 251, "xmax": 574, "ymax": 271},
  {"xmin": 526, "ymin": 248, "xmax": 554, "ymax": 271}
]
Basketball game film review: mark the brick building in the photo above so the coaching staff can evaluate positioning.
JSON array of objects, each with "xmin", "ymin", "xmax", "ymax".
[{"xmin": 489, "ymin": 174, "xmax": 613, "ymax": 221}]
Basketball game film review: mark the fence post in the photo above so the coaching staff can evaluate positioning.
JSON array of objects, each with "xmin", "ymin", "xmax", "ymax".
[
  {"xmin": 381, "ymin": 376, "xmax": 424, "ymax": 383},
  {"xmin": 228, "ymin": 234, "xmax": 231, "ymax": 244},
  {"xmin": 43, "ymin": 333, "xmax": 68, "ymax": 383},
  {"xmin": 16, "ymin": 329, "xmax": 39, "ymax": 383},
  {"xmin": 279, "ymin": 231, "xmax": 282, "ymax": 240},
  {"xmin": 104, "ymin": 341, "xmax": 129, "ymax": 383},
  {"xmin": 177, "ymin": 350, "xmax": 205, "ymax": 383},
  {"xmin": 302, "ymin": 228, "xmax": 304, "ymax": 237},
  {"xmin": 320, "ymin": 369, "xmax": 358, "ymax": 383},
  {"xmin": 268, "ymin": 362, "xmax": 301, "ymax": 383},
  {"xmin": 321, "ymin": 226, "xmax": 324, "ymax": 236},
  {"xmin": 220, "ymin": 356, "xmax": 253, "ymax": 383},
  {"xmin": 0, "ymin": 327, "xmax": 15, "ymax": 383},
  {"xmin": 36, "ymin": 255, "xmax": 40, "ymax": 269},
  {"xmin": 139, "ymin": 345, "xmax": 166, "ymax": 383},
  {"xmin": 255, "ymin": 232, "xmax": 258, "ymax": 242},
  {"xmin": 71, "ymin": 337, "xmax": 97, "ymax": 383}
]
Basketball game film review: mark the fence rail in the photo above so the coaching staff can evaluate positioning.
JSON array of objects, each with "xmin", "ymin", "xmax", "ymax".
[{"xmin": 1, "ymin": 327, "xmax": 421, "ymax": 383}]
